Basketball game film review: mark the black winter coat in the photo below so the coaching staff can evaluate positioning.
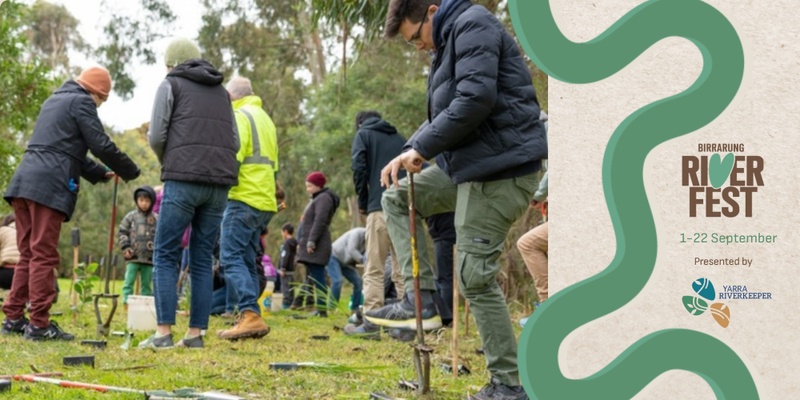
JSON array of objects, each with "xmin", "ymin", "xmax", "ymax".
[
  {"xmin": 4, "ymin": 80, "xmax": 140, "ymax": 221},
  {"xmin": 410, "ymin": 0, "xmax": 547, "ymax": 183},
  {"xmin": 296, "ymin": 188, "xmax": 340, "ymax": 266},
  {"xmin": 351, "ymin": 117, "xmax": 406, "ymax": 213}
]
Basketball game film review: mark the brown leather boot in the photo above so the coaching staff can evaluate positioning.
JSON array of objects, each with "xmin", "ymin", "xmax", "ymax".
[{"xmin": 218, "ymin": 310, "xmax": 270, "ymax": 340}]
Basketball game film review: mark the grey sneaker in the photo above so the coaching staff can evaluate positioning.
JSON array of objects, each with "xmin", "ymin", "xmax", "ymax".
[
  {"xmin": 387, "ymin": 328, "xmax": 416, "ymax": 342},
  {"xmin": 138, "ymin": 333, "xmax": 174, "ymax": 349},
  {"xmin": 1, "ymin": 316, "xmax": 29, "ymax": 335},
  {"xmin": 343, "ymin": 320, "xmax": 380, "ymax": 340},
  {"xmin": 364, "ymin": 292, "xmax": 441, "ymax": 331},
  {"xmin": 24, "ymin": 321, "xmax": 74, "ymax": 341},
  {"xmin": 467, "ymin": 378, "xmax": 528, "ymax": 400},
  {"xmin": 176, "ymin": 335, "xmax": 204, "ymax": 348}
]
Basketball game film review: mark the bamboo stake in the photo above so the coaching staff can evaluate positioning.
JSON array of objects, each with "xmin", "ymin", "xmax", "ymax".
[
  {"xmin": 465, "ymin": 301, "xmax": 470, "ymax": 337},
  {"xmin": 408, "ymin": 173, "xmax": 431, "ymax": 395},
  {"xmin": 451, "ymin": 244, "xmax": 459, "ymax": 378},
  {"xmin": 70, "ymin": 228, "xmax": 80, "ymax": 309}
]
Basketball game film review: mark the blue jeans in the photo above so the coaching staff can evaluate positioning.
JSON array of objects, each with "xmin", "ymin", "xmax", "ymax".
[
  {"xmin": 304, "ymin": 262, "xmax": 328, "ymax": 310},
  {"xmin": 224, "ymin": 278, "xmax": 237, "ymax": 314},
  {"xmin": 153, "ymin": 180, "xmax": 229, "ymax": 329},
  {"xmin": 220, "ymin": 200, "xmax": 273, "ymax": 314},
  {"xmin": 210, "ymin": 287, "xmax": 226, "ymax": 315},
  {"xmin": 177, "ymin": 247, "xmax": 190, "ymax": 298},
  {"xmin": 326, "ymin": 257, "xmax": 363, "ymax": 311}
]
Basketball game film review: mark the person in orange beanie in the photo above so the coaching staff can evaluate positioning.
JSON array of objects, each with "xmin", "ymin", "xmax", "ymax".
[
  {"xmin": 1, "ymin": 65, "xmax": 141, "ymax": 341},
  {"xmin": 76, "ymin": 66, "xmax": 112, "ymax": 105}
]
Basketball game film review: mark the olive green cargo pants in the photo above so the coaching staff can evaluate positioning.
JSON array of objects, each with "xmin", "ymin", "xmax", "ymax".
[{"xmin": 381, "ymin": 165, "xmax": 538, "ymax": 386}]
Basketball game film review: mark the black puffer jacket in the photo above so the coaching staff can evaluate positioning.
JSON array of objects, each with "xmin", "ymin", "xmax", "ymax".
[
  {"xmin": 4, "ymin": 80, "xmax": 140, "ymax": 221},
  {"xmin": 410, "ymin": 0, "xmax": 547, "ymax": 183},
  {"xmin": 297, "ymin": 188, "xmax": 340, "ymax": 266}
]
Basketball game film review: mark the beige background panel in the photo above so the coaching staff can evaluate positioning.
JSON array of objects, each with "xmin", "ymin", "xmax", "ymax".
[{"xmin": 548, "ymin": 0, "xmax": 799, "ymax": 398}]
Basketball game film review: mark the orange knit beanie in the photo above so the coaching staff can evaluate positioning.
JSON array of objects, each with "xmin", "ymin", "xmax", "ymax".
[{"xmin": 76, "ymin": 66, "xmax": 112, "ymax": 101}]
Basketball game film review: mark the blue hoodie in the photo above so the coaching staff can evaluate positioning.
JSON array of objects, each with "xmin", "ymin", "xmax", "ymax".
[{"xmin": 432, "ymin": 0, "xmax": 469, "ymax": 49}]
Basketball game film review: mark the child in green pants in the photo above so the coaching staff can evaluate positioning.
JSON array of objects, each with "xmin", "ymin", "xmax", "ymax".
[{"xmin": 118, "ymin": 186, "xmax": 158, "ymax": 304}]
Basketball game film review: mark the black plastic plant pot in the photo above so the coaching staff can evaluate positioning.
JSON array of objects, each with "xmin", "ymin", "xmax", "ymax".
[
  {"xmin": 80, "ymin": 340, "xmax": 107, "ymax": 349},
  {"xmin": 63, "ymin": 355, "xmax": 95, "ymax": 368}
]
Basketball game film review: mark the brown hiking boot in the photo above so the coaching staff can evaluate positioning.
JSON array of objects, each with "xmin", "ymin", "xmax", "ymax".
[{"xmin": 218, "ymin": 310, "xmax": 270, "ymax": 341}]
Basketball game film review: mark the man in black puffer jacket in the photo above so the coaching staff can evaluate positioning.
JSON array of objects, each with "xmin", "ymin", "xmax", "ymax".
[
  {"xmin": 365, "ymin": 1, "xmax": 546, "ymax": 398},
  {"xmin": 143, "ymin": 38, "xmax": 239, "ymax": 350}
]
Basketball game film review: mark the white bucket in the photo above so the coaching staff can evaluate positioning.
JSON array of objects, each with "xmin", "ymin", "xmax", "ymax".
[
  {"xmin": 271, "ymin": 293, "xmax": 284, "ymax": 312},
  {"xmin": 127, "ymin": 295, "xmax": 157, "ymax": 331}
]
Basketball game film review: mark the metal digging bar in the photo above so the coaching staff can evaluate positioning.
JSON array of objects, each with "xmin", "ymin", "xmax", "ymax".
[
  {"xmin": 13, "ymin": 375, "xmax": 245, "ymax": 399},
  {"xmin": 408, "ymin": 173, "xmax": 432, "ymax": 395},
  {"xmin": 93, "ymin": 175, "xmax": 120, "ymax": 337},
  {"xmin": 69, "ymin": 228, "xmax": 79, "ymax": 309},
  {"xmin": 13, "ymin": 375, "xmax": 143, "ymax": 395}
]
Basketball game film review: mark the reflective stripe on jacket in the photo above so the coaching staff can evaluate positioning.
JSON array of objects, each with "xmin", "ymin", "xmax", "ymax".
[{"xmin": 229, "ymin": 95, "xmax": 279, "ymax": 212}]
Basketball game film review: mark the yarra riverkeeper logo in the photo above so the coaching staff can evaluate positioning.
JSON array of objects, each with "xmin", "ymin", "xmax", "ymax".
[
  {"xmin": 683, "ymin": 278, "xmax": 730, "ymax": 328},
  {"xmin": 683, "ymin": 278, "xmax": 774, "ymax": 328},
  {"xmin": 682, "ymin": 144, "xmax": 764, "ymax": 217}
]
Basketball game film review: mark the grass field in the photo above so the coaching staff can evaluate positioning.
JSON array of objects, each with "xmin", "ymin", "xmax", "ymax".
[{"xmin": 0, "ymin": 280, "xmax": 531, "ymax": 399}]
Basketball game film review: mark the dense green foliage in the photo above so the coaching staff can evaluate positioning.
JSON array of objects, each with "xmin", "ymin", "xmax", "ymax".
[{"xmin": 0, "ymin": 1, "xmax": 57, "ymax": 205}]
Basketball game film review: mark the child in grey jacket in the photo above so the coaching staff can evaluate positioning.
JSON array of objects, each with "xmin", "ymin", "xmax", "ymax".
[{"xmin": 118, "ymin": 186, "xmax": 158, "ymax": 305}]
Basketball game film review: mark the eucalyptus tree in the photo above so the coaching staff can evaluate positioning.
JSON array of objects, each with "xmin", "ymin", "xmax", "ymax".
[
  {"xmin": 25, "ymin": 0, "xmax": 88, "ymax": 76},
  {"xmin": 95, "ymin": 0, "xmax": 177, "ymax": 99},
  {"xmin": 0, "ymin": 0, "xmax": 57, "ymax": 211}
]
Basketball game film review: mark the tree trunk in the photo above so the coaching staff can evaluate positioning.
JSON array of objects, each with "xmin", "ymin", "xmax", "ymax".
[
  {"xmin": 341, "ymin": 18, "xmax": 348, "ymax": 86},
  {"xmin": 298, "ymin": 3, "xmax": 326, "ymax": 86}
]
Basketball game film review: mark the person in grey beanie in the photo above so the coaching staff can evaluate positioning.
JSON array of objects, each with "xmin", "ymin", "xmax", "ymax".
[{"xmin": 141, "ymin": 37, "xmax": 239, "ymax": 350}]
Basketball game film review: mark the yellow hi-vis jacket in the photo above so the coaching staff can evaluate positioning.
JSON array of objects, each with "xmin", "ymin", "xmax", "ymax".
[{"xmin": 229, "ymin": 95, "xmax": 279, "ymax": 212}]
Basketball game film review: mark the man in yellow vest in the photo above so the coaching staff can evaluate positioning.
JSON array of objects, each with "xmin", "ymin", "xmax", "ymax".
[{"xmin": 217, "ymin": 76, "xmax": 282, "ymax": 341}]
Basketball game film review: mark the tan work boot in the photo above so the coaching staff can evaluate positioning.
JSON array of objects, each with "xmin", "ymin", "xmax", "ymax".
[{"xmin": 218, "ymin": 310, "xmax": 270, "ymax": 341}]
